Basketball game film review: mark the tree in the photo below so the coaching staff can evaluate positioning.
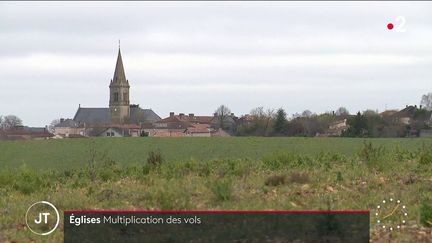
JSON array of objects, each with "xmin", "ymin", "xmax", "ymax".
[
  {"xmin": 343, "ymin": 112, "xmax": 368, "ymax": 137},
  {"xmin": 250, "ymin": 107, "xmax": 265, "ymax": 118},
  {"xmin": 48, "ymin": 119, "xmax": 61, "ymax": 133},
  {"xmin": 237, "ymin": 107, "xmax": 275, "ymax": 136},
  {"xmin": 215, "ymin": 105, "xmax": 231, "ymax": 130},
  {"xmin": 1, "ymin": 115, "xmax": 23, "ymax": 130},
  {"xmin": 286, "ymin": 118, "xmax": 305, "ymax": 136},
  {"xmin": 363, "ymin": 109, "xmax": 378, "ymax": 117},
  {"xmin": 362, "ymin": 110, "xmax": 385, "ymax": 137},
  {"xmin": 301, "ymin": 116, "xmax": 323, "ymax": 136},
  {"xmin": 301, "ymin": 110, "xmax": 313, "ymax": 118},
  {"xmin": 263, "ymin": 108, "xmax": 275, "ymax": 136},
  {"xmin": 335, "ymin": 107, "xmax": 349, "ymax": 116},
  {"xmin": 421, "ymin": 93, "xmax": 432, "ymax": 111},
  {"xmin": 273, "ymin": 108, "xmax": 288, "ymax": 135}
]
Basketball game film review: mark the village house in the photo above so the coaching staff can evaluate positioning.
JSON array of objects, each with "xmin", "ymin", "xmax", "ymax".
[
  {"xmin": 0, "ymin": 126, "xmax": 53, "ymax": 140},
  {"xmin": 153, "ymin": 112, "xmax": 237, "ymax": 137},
  {"xmin": 391, "ymin": 105, "xmax": 418, "ymax": 125},
  {"xmin": 315, "ymin": 119, "xmax": 348, "ymax": 137},
  {"xmin": 54, "ymin": 118, "xmax": 85, "ymax": 138},
  {"xmin": 326, "ymin": 119, "xmax": 348, "ymax": 136},
  {"xmin": 185, "ymin": 124, "xmax": 211, "ymax": 137},
  {"xmin": 92, "ymin": 124, "xmax": 141, "ymax": 137}
]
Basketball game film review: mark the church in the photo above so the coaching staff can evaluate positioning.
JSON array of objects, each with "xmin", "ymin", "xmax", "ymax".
[
  {"xmin": 72, "ymin": 48, "xmax": 161, "ymax": 126},
  {"xmin": 54, "ymin": 47, "xmax": 236, "ymax": 137}
]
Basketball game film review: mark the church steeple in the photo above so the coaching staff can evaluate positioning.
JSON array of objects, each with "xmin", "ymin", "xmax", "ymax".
[
  {"xmin": 109, "ymin": 46, "xmax": 130, "ymax": 124},
  {"xmin": 112, "ymin": 48, "xmax": 128, "ymax": 85}
]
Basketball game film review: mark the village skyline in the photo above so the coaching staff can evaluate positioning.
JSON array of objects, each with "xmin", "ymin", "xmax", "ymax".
[{"xmin": 1, "ymin": 2, "xmax": 432, "ymax": 127}]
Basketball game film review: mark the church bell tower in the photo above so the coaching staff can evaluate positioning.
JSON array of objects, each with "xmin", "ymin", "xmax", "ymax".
[{"xmin": 109, "ymin": 47, "xmax": 130, "ymax": 124}]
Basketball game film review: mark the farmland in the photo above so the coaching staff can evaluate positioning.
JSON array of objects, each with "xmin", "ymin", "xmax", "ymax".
[
  {"xmin": 0, "ymin": 137, "xmax": 431, "ymax": 242},
  {"xmin": 0, "ymin": 137, "xmax": 431, "ymax": 170}
]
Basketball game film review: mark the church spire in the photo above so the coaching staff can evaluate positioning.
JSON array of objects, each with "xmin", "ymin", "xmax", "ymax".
[
  {"xmin": 112, "ymin": 47, "xmax": 127, "ymax": 84},
  {"xmin": 109, "ymin": 45, "xmax": 130, "ymax": 124}
]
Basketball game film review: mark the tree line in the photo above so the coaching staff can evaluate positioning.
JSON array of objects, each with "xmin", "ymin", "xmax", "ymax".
[
  {"xmin": 236, "ymin": 106, "xmax": 348, "ymax": 137},
  {"xmin": 235, "ymin": 93, "xmax": 432, "ymax": 138},
  {"xmin": 0, "ymin": 115, "xmax": 23, "ymax": 130},
  {"xmin": 3, "ymin": 92, "xmax": 432, "ymax": 138},
  {"xmin": 235, "ymin": 107, "xmax": 432, "ymax": 138}
]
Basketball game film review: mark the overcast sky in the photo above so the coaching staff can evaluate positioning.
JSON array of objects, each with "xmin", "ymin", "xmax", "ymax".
[{"xmin": 1, "ymin": 1, "xmax": 431, "ymax": 126}]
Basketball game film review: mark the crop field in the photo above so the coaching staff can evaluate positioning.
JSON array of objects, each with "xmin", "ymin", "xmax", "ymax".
[
  {"xmin": 0, "ymin": 137, "xmax": 431, "ymax": 242},
  {"xmin": 0, "ymin": 137, "xmax": 431, "ymax": 170}
]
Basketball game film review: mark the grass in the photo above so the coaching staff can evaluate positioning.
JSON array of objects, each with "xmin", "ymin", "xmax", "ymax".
[
  {"xmin": 0, "ymin": 137, "xmax": 431, "ymax": 170},
  {"xmin": 420, "ymin": 201, "xmax": 432, "ymax": 227},
  {"xmin": 0, "ymin": 137, "xmax": 431, "ymax": 242}
]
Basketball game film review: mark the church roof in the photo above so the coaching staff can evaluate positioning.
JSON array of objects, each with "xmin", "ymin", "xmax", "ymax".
[
  {"xmin": 74, "ymin": 108, "xmax": 111, "ymax": 124},
  {"xmin": 111, "ymin": 48, "xmax": 128, "ymax": 85},
  {"xmin": 130, "ymin": 106, "xmax": 161, "ymax": 124},
  {"xmin": 393, "ymin": 105, "xmax": 418, "ymax": 118},
  {"xmin": 73, "ymin": 106, "xmax": 161, "ymax": 125}
]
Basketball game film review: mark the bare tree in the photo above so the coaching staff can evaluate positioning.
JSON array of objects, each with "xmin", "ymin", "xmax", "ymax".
[
  {"xmin": 264, "ymin": 109, "xmax": 275, "ymax": 132},
  {"xmin": 243, "ymin": 106, "xmax": 275, "ymax": 136},
  {"xmin": 215, "ymin": 105, "xmax": 232, "ymax": 130},
  {"xmin": 0, "ymin": 116, "xmax": 3, "ymax": 130},
  {"xmin": 291, "ymin": 112, "xmax": 301, "ymax": 119},
  {"xmin": 335, "ymin": 107, "xmax": 350, "ymax": 116},
  {"xmin": 301, "ymin": 110, "xmax": 313, "ymax": 118},
  {"xmin": 363, "ymin": 109, "xmax": 379, "ymax": 117},
  {"xmin": 250, "ymin": 107, "xmax": 265, "ymax": 118},
  {"xmin": 48, "ymin": 119, "xmax": 61, "ymax": 133},
  {"xmin": 1, "ymin": 115, "xmax": 23, "ymax": 130},
  {"xmin": 421, "ymin": 93, "xmax": 432, "ymax": 111}
]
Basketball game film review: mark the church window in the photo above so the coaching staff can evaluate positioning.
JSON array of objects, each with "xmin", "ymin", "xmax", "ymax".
[
  {"xmin": 123, "ymin": 92, "xmax": 128, "ymax": 102},
  {"xmin": 114, "ymin": 92, "xmax": 119, "ymax": 102}
]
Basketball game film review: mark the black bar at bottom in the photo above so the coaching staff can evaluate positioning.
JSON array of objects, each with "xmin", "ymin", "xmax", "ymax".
[{"xmin": 64, "ymin": 210, "xmax": 370, "ymax": 243}]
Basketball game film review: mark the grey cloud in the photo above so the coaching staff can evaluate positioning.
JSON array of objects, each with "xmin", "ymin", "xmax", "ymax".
[{"xmin": 0, "ymin": 2, "xmax": 431, "ymax": 126}]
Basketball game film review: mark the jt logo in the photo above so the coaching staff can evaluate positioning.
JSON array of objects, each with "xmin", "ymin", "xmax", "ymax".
[
  {"xmin": 26, "ymin": 201, "xmax": 60, "ymax": 235},
  {"xmin": 34, "ymin": 213, "xmax": 50, "ymax": 224}
]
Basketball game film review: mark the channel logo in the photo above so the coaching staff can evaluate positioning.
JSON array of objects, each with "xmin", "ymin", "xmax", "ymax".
[{"xmin": 25, "ymin": 201, "xmax": 60, "ymax": 236}]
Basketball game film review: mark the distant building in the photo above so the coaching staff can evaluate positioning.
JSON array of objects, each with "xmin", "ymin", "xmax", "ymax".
[
  {"xmin": 0, "ymin": 126, "xmax": 53, "ymax": 140},
  {"xmin": 378, "ymin": 105, "xmax": 432, "ymax": 137},
  {"xmin": 392, "ymin": 105, "xmax": 418, "ymax": 125},
  {"xmin": 153, "ymin": 130, "xmax": 186, "ymax": 137},
  {"xmin": 153, "ymin": 112, "xmax": 237, "ymax": 136},
  {"xmin": 99, "ymin": 127, "xmax": 127, "ymax": 137},
  {"xmin": 54, "ymin": 118, "xmax": 85, "ymax": 137},
  {"xmin": 155, "ymin": 112, "xmax": 213, "ymax": 129},
  {"xmin": 87, "ymin": 124, "xmax": 142, "ymax": 137},
  {"xmin": 316, "ymin": 119, "xmax": 348, "ymax": 137},
  {"xmin": 72, "ymin": 47, "xmax": 160, "ymax": 127},
  {"xmin": 327, "ymin": 119, "xmax": 348, "ymax": 136},
  {"xmin": 379, "ymin": 110, "xmax": 399, "ymax": 118},
  {"xmin": 185, "ymin": 124, "xmax": 211, "ymax": 137},
  {"xmin": 54, "ymin": 47, "xmax": 238, "ymax": 138}
]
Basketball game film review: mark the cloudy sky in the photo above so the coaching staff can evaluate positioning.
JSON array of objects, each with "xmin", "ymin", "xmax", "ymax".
[{"xmin": 1, "ymin": 1, "xmax": 431, "ymax": 126}]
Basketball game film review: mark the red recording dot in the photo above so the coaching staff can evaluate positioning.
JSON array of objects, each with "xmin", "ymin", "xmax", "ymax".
[{"xmin": 387, "ymin": 23, "xmax": 394, "ymax": 30}]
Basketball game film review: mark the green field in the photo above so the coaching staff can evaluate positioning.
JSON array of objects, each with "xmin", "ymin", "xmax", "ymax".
[
  {"xmin": 1, "ymin": 137, "xmax": 431, "ymax": 170},
  {"xmin": 0, "ymin": 137, "xmax": 431, "ymax": 242}
]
